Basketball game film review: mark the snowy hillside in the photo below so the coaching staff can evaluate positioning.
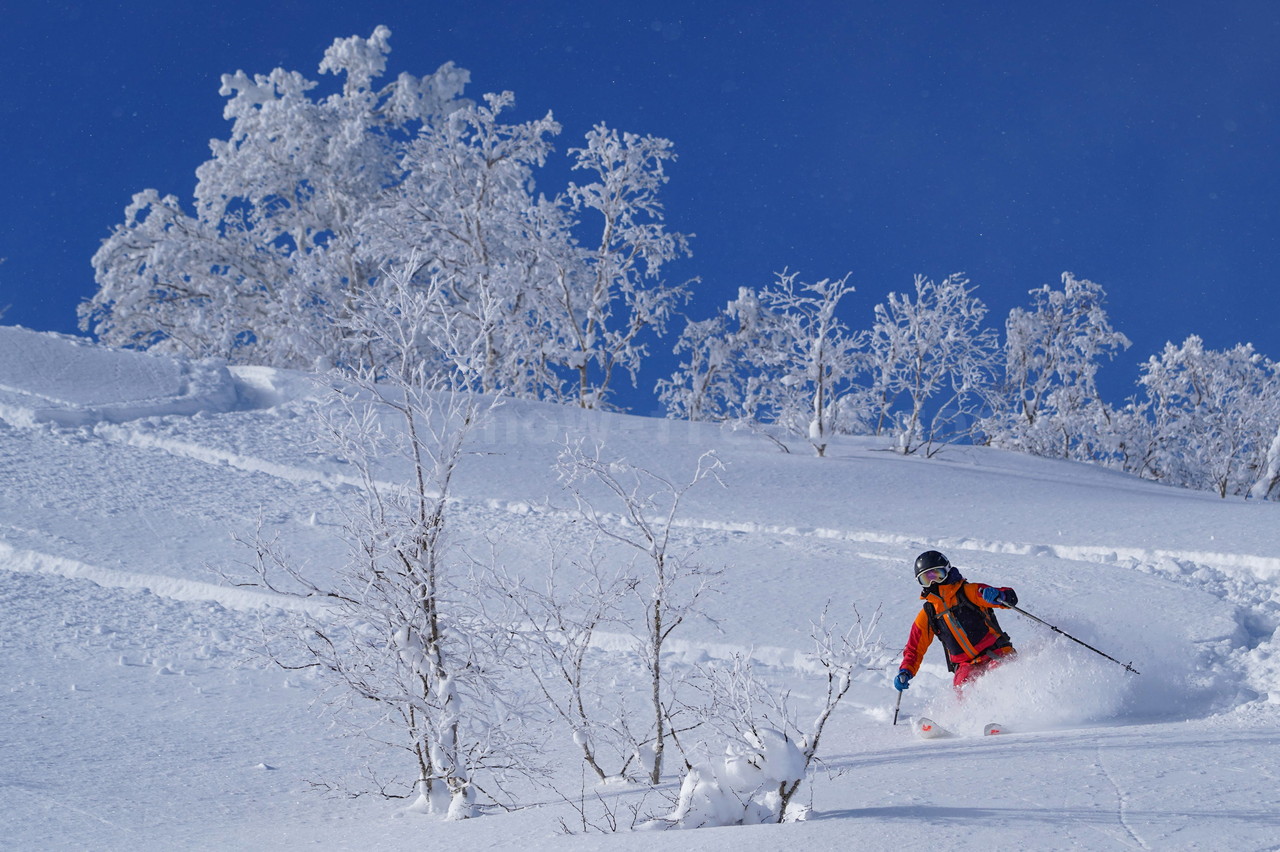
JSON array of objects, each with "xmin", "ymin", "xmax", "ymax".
[{"xmin": 2, "ymin": 324, "xmax": 1278, "ymax": 851}]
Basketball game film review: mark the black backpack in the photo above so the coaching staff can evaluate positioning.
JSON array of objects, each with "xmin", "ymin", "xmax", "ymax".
[{"xmin": 921, "ymin": 582, "xmax": 1011, "ymax": 672}]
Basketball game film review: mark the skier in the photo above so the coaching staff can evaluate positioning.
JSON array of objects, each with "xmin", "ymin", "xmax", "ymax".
[{"xmin": 893, "ymin": 550, "xmax": 1018, "ymax": 694}]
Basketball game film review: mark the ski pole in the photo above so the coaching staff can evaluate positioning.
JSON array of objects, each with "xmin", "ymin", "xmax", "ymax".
[
  {"xmin": 1008, "ymin": 604, "xmax": 1140, "ymax": 674},
  {"xmin": 892, "ymin": 689, "xmax": 903, "ymax": 725}
]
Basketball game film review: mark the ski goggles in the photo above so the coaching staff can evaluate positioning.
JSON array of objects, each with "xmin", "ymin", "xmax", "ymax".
[{"xmin": 916, "ymin": 566, "xmax": 949, "ymax": 586}]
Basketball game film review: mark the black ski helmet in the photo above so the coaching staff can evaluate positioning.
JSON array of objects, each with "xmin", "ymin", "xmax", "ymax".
[{"xmin": 913, "ymin": 550, "xmax": 950, "ymax": 584}]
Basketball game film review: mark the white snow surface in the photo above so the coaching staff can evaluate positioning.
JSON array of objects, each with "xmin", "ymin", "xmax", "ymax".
[{"xmin": 2, "ymin": 324, "xmax": 1278, "ymax": 850}]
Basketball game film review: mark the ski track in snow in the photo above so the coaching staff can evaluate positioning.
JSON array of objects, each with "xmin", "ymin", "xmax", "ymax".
[
  {"xmin": 0, "ymin": 539, "xmax": 328, "ymax": 614},
  {"xmin": 1095, "ymin": 744, "xmax": 1148, "ymax": 850}
]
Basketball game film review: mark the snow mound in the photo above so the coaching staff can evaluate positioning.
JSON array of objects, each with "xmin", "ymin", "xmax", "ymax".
[
  {"xmin": 226, "ymin": 364, "xmax": 327, "ymax": 409},
  {"xmin": 0, "ymin": 326, "xmax": 288, "ymax": 427}
]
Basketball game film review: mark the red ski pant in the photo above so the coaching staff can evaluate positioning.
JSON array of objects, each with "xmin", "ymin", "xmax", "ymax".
[{"xmin": 953, "ymin": 646, "xmax": 1016, "ymax": 692}]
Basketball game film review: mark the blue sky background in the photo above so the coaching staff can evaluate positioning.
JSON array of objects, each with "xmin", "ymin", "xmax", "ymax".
[{"xmin": 2, "ymin": 1, "xmax": 1276, "ymax": 413}]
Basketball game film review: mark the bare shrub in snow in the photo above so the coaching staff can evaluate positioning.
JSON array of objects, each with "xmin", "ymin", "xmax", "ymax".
[
  {"xmin": 232, "ymin": 268, "xmax": 534, "ymax": 818},
  {"xmin": 555, "ymin": 442, "xmax": 724, "ymax": 784},
  {"xmin": 643, "ymin": 607, "xmax": 887, "ymax": 828},
  {"xmin": 494, "ymin": 543, "xmax": 638, "ymax": 782}
]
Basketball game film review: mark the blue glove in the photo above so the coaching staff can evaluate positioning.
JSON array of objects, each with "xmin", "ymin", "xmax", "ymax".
[
  {"xmin": 894, "ymin": 670, "xmax": 912, "ymax": 691},
  {"xmin": 981, "ymin": 586, "xmax": 1016, "ymax": 606}
]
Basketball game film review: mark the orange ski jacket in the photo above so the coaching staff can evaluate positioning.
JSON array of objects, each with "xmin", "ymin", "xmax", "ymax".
[{"xmin": 900, "ymin": 579, "xmax": 1014, "ymax": 676}]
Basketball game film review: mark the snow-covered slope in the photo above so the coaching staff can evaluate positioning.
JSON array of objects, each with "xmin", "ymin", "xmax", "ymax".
[{"xmin": 2, "ymin": 325, "xmax": 1277, "ymax": 850}]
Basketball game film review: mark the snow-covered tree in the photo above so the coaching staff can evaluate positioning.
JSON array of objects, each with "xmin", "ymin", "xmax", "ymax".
[
  {"xmin": 981, "ymin": 273, "xmax": 1130, "ymax": 460},
  {"xmin": 660, "ymin": 271, "xmax": 865, "ymax": 455},
  {"xmin": 658, "ymin": 286, "xmax": 782, "ymax": 430},
  {"xmin": 867, "ymin": 273, "xmax": 999, "ymax": 455},
  {"xmin": 496, "ymin": 545, "xmax": 637, "ymax": 783},
  {"xmin": 83, "ymin": 27, "xmax": 469, "ymax": 367},
  {"xmin": 1128, "ymin": 335, "xmax": 1279, "ymax": 497},
  {"xmin": 83, "ymin": 28, "xmax": 691, "ymax": 412},
  {"xmin": 558, "ymin": 126, "xmax": 694, "ymax": 409},
  {"xmin": 656, "ymin": 311, "xmax": 743, "ymax": 423},
  {"xmin": 752, "ymin": 272, "xmax": 865, "ymax": 456},
  {"xmin": 371, "ymin": 91, "xmax": 566, "ymax": 396},
  {"xmin": 1250, "ymin": 424, "xmax": 1280, "ymax": 500}
]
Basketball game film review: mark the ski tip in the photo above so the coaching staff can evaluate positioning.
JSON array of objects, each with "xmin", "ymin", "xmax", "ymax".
[
  {"xmin": 914, "ymin": 717, "xmax": 948, "ymax": 739},
  {"xmin": 983, "ymin": 722, "xmax": 1007, "ymax": 736}
]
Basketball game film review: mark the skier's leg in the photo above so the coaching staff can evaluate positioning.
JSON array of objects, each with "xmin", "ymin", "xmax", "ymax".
[
  {"xmin": 954, "ymin": 647, "xmax": 1015, "ymax": 696},
  {"xmin": 952, "ymin": 661, "xmax": 978, "ymax": 695}
]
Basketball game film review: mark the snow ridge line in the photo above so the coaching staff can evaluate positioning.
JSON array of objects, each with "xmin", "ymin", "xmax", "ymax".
[
  {"xmin": 22, "ymin": 426, "xmax": 845, "ymax": 671},
  {"xmin": 96, "ymin": 420, "xmax": 1280, "ymax": 584},
  {"xmin": 0, "ymin": 541, "xmax": 327, "ymax": 615},
  {"xmin": 0, "ymin": 539, "xmax": 847, "ymax": 677},
  {"xmin": 96, "ymin": 424, "xmax": 367, "ymax": 491},
  {"xmin": 664, "ymin": 516, "xmax": 1280, "ymax": 583}
]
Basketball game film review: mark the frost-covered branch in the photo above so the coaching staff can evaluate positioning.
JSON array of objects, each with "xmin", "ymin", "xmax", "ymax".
[
  {"xmin": 556, "ymin": 442, "xmax": 724, "ymax": 783},
  {"xmin": 646, "ymin": 606, "xmax": 886, "ymax": 829}
]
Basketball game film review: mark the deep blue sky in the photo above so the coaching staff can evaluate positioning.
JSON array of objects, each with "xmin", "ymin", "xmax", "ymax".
[{"xmin": 2, "ymin": 1, "xmax": 1277, "ymax": 413}]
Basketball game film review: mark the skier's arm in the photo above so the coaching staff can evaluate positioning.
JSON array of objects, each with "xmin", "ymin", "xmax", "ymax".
[
  {"xmin": 974, "ymin": 583, "xmax": 1018, "ymax": 608},
  {"xmin": 899, "ymin": 609, "xmax": 934, "ymax": 676}
]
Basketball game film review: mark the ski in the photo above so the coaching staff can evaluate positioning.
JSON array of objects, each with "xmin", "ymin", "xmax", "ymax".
[
  {"xmin": 915, "ymin": 717, "xmax": 947, "ymax": 738},
  {"xmin": 912, "ymin": 718, "xmax": 1007, "ymax": 738}
]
